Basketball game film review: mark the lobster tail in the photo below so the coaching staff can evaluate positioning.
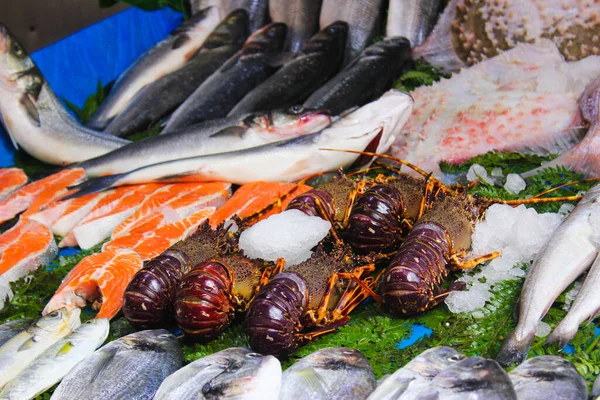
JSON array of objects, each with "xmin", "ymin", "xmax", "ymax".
[
  {"xmin": 245, "ymin": 272, "xmax": 308, "ymax": 356},
  {"xmin": 174, "ymin": 260, "xmax": 235, "ymax": 340},
  {"xmin": 286, "ymin": 189, "xmax": 335, "ymax": 220},
  {"xmin": 122, "ymin": 250, "xmax": 190, "ymax": 328}
]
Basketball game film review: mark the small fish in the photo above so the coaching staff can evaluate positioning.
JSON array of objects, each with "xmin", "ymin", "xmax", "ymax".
[
  {"xmin": 0, "ymin": 318, "xmax": 109, "ymax": 400},
  {"xmin": 386, "ymin": 0, "xmax": 441, "ymax": 47},
  {"xmin": 367, "ymin": 347, "xmax": 466, "ymax": 400},
  {"xmin": 0, "ymin": 25, "xmax": 128, "ymax": 165},
  {"xmin": 508, "ymin": 356, "xmax": 587, "ymax": 400},
  {"xmin": 155, "ymin": 347, "xmax": 280, "ymax": 400},
  {"xmin": 496, "ymin": 183, "xmax": 600, "ymax": 367},
  {"xmin": 269, "ymin": 0, "xmax": 322, "ymax": 52},
  {"xmin": 320, "ymin": 0, "xmax": 384, "ymax": 65},
  {"xmin": 51, "ymin": 329, "xmax": 183, "ymax": 400},
  {"xmin": 103, "ymin": 9, "xmax": 249, "ymax": 138},
  {"xmin": 0, "ymin": 308, "xmax": 81, "ymax": 388},
  {"xmin": 0, "ymin": 319, "xmax": 34, "ymax": 347},
  {"xmin": 280, "ymin": 347, "xmax": 376, "ymax": 400},
  {"xmin": 87, "ymin": 7, "xmax": 221, "ymax": 130},
  {"xmin": 304, "ymin": 37, "xmax": 411, "ymax": 116},
  {"xmin": 67, "ymin": 90, "xmax": 412, "ymax": 194},
  {"xmin": 162, "ymin": 22, "xmax": 287, "ymax": 133},
  {"xmin": 228, "ymin": 21, "xmax": 348, "ymax": 115}
]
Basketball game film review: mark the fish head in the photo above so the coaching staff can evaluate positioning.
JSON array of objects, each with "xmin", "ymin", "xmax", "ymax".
[
  {"xmin": 32, "ymin": 307, "xmax": 81, "ymax": 336},
  {"xmin": 364, "ymin": 37, "xmax": 411, "ymax": 59},
  {"xmin": 0, "ymin": 23, "xmax": 41, "ymax": 96},
  {"xmin": 244, "ymin": 106, "xmax": 331, "ymax": 137},
  {"xmin": 407, "ymin": 347, "xmax": 466, "ymax": 378},
  {"xmin": 434, "ymin": 357, "xmax": 512, "ymax": 391},
  {"xmin": 305, "ymin": 347, "xmax": 372, "ymax": 371},
  {"xmin": 242, "ymin": 22, "xmax": 287, "ymax": 56},
  {"xmin": 303, "ymin": 21, "xmax": 348, "ymax": 56},
  {"xmin": 511, "ymin": 356, "xmax": 578, "ymax": 379},
  {"xmin": 203, "ymin": 9, "xmax": 249, "ymax": 49},
  {"xmin": 72, "ymin": 318, "xmax": 110, "ymax": 342}
]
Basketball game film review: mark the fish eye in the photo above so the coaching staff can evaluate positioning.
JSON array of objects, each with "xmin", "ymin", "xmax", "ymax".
[
  {"xmin": 158, "ymin": 334, "xmax": 171, "ymax": 338},
  {"xmin": 246, "ymin": 352, "xmax": 262, "ymax": 358},
  {"xmin": 473, "ymin": 361, "xmax": 486, "ymax": 369},
  {"xmin": 12, "ymin": 42, "xmax": 23, "ymax": 56},
  {"xmin": 289, "ymin": 105, "xmax": 303, "ymax": 114},
  {"xmin": 449, "ymin": 355, "xmax": 464, "ymax": 361},
  {"xmin": 48, "ymin": 311, "xmax": 60, "ymax": 318}
]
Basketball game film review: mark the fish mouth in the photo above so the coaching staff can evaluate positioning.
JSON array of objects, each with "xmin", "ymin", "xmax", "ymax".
[{"xmin": 0, "ymin": 24, "xmax": 7, "ymax": 53}]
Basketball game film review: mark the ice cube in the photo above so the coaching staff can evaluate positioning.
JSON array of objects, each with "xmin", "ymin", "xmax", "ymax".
[
  {"xmin": 467, "ymin": 164, "xmax": 495, "ymax": 185},
  {"xmin": 535, "ymin": 321, "xmax": 551, "ymax": 337},
  {"xmin": 504, "ymin": 173, "xmax": 526, "ymax": 194},
  {"xmin": 491, "ymin": 168, "xmax": 504, "ymax": 178}
]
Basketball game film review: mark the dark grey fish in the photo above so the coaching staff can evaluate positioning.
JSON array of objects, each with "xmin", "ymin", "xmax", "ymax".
[
  {"xmin": 0, "ymin": 319, "xmax": 34, "ymax": 347},
  {"xmin": 387, "ymin": 0, "xmax": 441, "ymax": 47},
  {"xmin": 162, "ymin": 22, "xmax": 287, "ymax": 133},
  {"xmin": 304, "ymin": 37, "xmax": 411, "ymax": 116},
  {"xmin": 508, "ymin": 356, "xmax": 587, "ymax": 400},
  {"xmin": 270, "ymin": 0, "xmax": 323, "ymax": 52},
  {"xmin": 188, "ymin": 0, "xmax": 269, "ymax": 33},
  {"xmin": 320, "ymin": 0, "xmax": 384, "ymax": 65},
  {"xmin": 104, "ymin": 9, "xmax": 249, "ymax": 138},
  {"xmin": 51, "ymin": 329, "xmax": 183, "ymax": 400},
  {"xmin": 228, "ymin": 21, "xmax": 348, "ymax": 116}
]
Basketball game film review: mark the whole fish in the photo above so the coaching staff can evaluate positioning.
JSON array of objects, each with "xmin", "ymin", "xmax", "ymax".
[
  {"xmin": 280, "ymin": 347, "xmax": 376, "ymax": 400},
  {"xmin": 508, "ymin": 356, "xmax": 587, "ymax": 400},
  {"xmin": 367, "ymin": 347, "xmax": 466, "ymax": 400},
  {"xmin": 68, "ymin": 89, "xmax": 412, "ymax": 195},
  {"xmin": 228, "ymin": 21, "xmax": 348, "ymax": 116},
  {"xmin": 0, "ymin": 24, "xmax": 128, "ymax": 165},
  {"xmin": 270, "ymin": 0, "xmax": 322, "ymax": 52},
  {"xmin": 87, "ymin": 7, "xmax": 221, "ymax": 130},
  {"xmin": 154, "ymin": 347, "xmax": 281, "ymax": 400},
  {"xmin": 0, "ymin": 308, "xmax": 81, "ymax": 388},
  {"xmin": 0, "ymin": 319, "xmax": 34, "ymax": 347},
  {"xmin": 103, "ymin": 10, "xmax": 249, "ymax": 138},
  {"xmin": 162, "ymin": 22, "xmax": 287, "ymax": 133},
  {"xmin": 320, "ymin": 0, "xmax": 384, "ymax": 65},
  {"xmin": 0, "ymin": 318, "xmax": 109, "ymax": 400},
  {"xmin": 189, "ymin": 0, "xmax": 268, "ymax": 33},
  {"xmin": 304, "ymin": 37, "xmax": 411, "ymax": 116},
  {"xmin": 77, "ymin": 108, "xmax": 331, "ymax": 178},
  {"xmin": 417, "ymin": 357, "xmax": 517, "ymax": 400},
  {"xmin": 386, "ymin": 0, "xmax": 441, "ymax": 47},
  {"xmin": 51, "ymin": 329, "xmax": 183, "ymax": 400},
  {"xmin": 496, "ymin": 183, "xmax": 600, "ymax": 367}
]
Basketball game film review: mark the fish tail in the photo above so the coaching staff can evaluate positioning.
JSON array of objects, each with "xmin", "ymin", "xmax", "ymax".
[
  {"xmin": 63, "ymin": 174, "xmax": 124, "ymax": 200},
  {"xmin": 545, "ymin": 321, "xmax": 577, "ymax": 350},
  {"xmin": 496, "ymin": 330, "xmax": 533, "ymax": 367}
]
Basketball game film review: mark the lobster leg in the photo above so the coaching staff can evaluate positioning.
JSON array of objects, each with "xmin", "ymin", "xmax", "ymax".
[
  {"xmin": 341, "ymin": 179, "xmax": 369, "ymax": 228},
  {"xmin": 450, "ymin": 250, "xmax": 501, "ymax": 270},
  {"xmin": 258, "ymin": 258, "xmax": 285, "ymax": 287}
]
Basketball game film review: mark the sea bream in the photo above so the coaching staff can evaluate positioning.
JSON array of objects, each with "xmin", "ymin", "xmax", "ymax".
[
  {"xmin": 67, "ymin": 89, "xmax": 413, "ymax": 196},
  {"xmin": 86, "ymin": 7, "xmax": 221, "ymax": 130},
  {"xmin": 496, "ymin": 183, "xmax": 600, "ymax": 367},
  {"xmin": 0, "ymin": 24, "xmax": 128, "ymax": 165}
]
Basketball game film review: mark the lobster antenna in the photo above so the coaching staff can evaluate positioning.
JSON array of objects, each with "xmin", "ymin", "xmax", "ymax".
[{"xmin": 529, "ymin": 178, "xmax": 600, "ymax": 199}]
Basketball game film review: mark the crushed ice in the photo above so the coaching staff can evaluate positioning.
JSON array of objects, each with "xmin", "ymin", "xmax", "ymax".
[
  {"xmin": 239, "ymin": 209, "xmax": 331, "ymax": 266},
  {"xmin": 467, "ymin": 164, "xmax": 495, "ymax": 185},
  {"xmin": 504, "ymin": 173, "xmax": 526, "ymax": 194},
  {"xmin": 535, "ymin": 321, "xmax": 551, "ymax": 337}
]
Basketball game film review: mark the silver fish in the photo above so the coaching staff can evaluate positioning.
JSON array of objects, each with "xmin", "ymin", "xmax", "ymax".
[
  {"xmin": 270, "ymin": 0, "xmax": 323, "ymax": 52},
  {"xmin": 0, "ymin": 319, "xmax": 34, "ymax": 347},
  {"xmin": 76, "ymin": 108, "xmax": 331, "ymax": 178},
  {"xmin": 320, "ymin": 0, "xmax": 384, "ymax": 64},
  {"xmin": 154, "ymin": 347, "xmax": 281, "ymax": 400},
  {"xmin": 0, "ymin": 24, "xmax": 128, "ymax": 165},
  {"xmin": 0, "ymin": 308, "xmax": 81, "ymax": 388},
  {"xmin": 508, "ymin": 356, "xmax": 587, "ymax": 400},
  {"xmin": 496, "ymin": 183, "xmax": 600, "ymax": 367},
  {"xmin": 0, "ymin": 318, "xmax": 109, "ymax": 400},
  {"xmin": 280, "ymin": 347, "xmax": 376, "ymax": 400},
  {"xmin": 418, "ymin": 357, "xmax": 517, "ymax": 400},
  {"xmin": 189, "ymin": 0, "xmax": 268, "ymax": 33},
  {"xmin": 386, "ymin": 0, "xmax": 441, "ymax": 47},
  {"xmin": 86, "ymin": 7, "xmax": 221, "ymax": 130},
  {"xmin": 68, "ymin": 90, "xmax": 413, "ymax": 195},
  {"xmin": 51, "ymin": 329, "xmax": 183, "ymax": 400},
  {"xmin": 367, "ymin": 347, "xmax": 465, "ymax": 400}
]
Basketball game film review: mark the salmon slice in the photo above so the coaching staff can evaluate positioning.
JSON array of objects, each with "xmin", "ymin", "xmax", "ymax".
[
  {"xmin": 0, "ymin": 220, "xmax": 57, "ymax": 307},
  {"xmin": 42, "ymin": 248, "xmax": 143, "ymax": 319},
  {"xmin": 209, "ymin": 181, "xmax": 312, "ymax": 228},
  {"xmin": 0, "ymin": 169, "xmax": 85, "ymax": 223},
  {"xmin": 0, "ymin": 168, "xmax": 27, "ymax": 202},
  {"xmin": 112, "ymin": 182, "xmax": 231, "ymax": 239},
  {"xmin": 103, "ymin": 207, "xmax": 216, "ymax": 260}
]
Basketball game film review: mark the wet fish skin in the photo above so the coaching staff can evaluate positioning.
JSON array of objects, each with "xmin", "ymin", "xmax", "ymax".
[
  {"xmin": 77, "ymin": 107, "xmax": 331, "ymax": 178},
  {"xmin": 0, "ymin": 308, "xmax": 81, "ymax": 389},
  {"xmin": 162, "ymin": 22, "xmax": 287, "ymax": 133},
  {"xmin": 593, "ymin": 374, "xmax": 600, "ymax": 399},
  {"xmin": 0, "ymin": 318, "xmax": 109, "ymax": 400},
  {"xmin": 0, "ymin": 319, "xmax": 34, "ymax": 347},
  {"xmin": 51, "ymin": 329, "xmax": 183, "ymax": 400},
  {"xmin": 280, "ymin": 347, "xmax": 376, "ymax": 400},
  {"xmin": 103, "ymin": 9, "xmax": 249, "ymax": 138},
  {"xmin": 496, "ymin": 183, "xmax": 600, "ymax": 367},
  {"xmin": 270, "ymin": 0, "xmax": 322, "ymax": 52},
  {"xmin": 189, "ymin": 0, "xmax": 269, "ymax": 33},
  {"xmin": 229, "ymin": 21, "xmax": 348, "ymax": 115},
  {"xmin": 320, "ymin": 0, "xmax": 384, "ymax": 65},
  {"xmin": 508, "ymin": 356, "xmax": 587, "ymax": 400},
  {"xmin": 304, "ymin": 37, "xmax": 411, "ymax": 116},
  {"xmin": 387, "ymin": 0, "xmax": 441, "ymax": 47},
  {"xmin": 155, "ymin": 347, "xmax": 281, "ymax": 400},
  {"xmin": 0, "ymin": 24, "xmax": 128, "ymax": 165}
]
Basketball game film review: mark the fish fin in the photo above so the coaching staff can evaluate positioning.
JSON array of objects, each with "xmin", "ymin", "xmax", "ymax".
[
  {"xmin": 496, "ymin": 330, "xmax": 533, "ymax": 367},
  {"xmin": 546, "ymin": 322, "xmax": 578, "ymax": 350},
  {"xmin": 63, "ymin": 174, "xmax": 123, "ymax": 199},
  {"xmin": 219, "ymin": 52, "xmax": 242, "ymax": 72},
  {"xmin": 19, "ymin": 94, "xmax": 40, "ymax": 127},
  {"xmin": 18, "ymin": 336, "xmax": 40, "ymax": 351},
  {"xmin": 293, "ymin": 367, "xmax": 331, "ymax": 398},
  {"xmin": 267, "ymin": 52, "xmax": 295, "ymax": 67},
  {"xmin": 56, "ymin": 340, "xmax": 75, "ymax": 356},
  {"xmin": 87, "ymin": 347, "xmax": 118, "ymax": 382},
  {"xmin": 209, "ymin": 126, "xmax": 247, "ymax": 139}
]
